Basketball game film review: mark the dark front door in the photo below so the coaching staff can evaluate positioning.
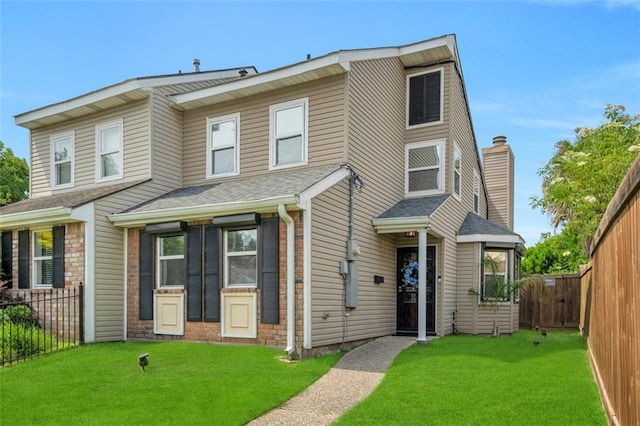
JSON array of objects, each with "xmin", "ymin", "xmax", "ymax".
[{"xmin": 397, "ymin": 246, "xmax": 436, "ymax": 335}]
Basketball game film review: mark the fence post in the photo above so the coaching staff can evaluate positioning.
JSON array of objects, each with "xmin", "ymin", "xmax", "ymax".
[{"xmin": 79, "ymin": 282, "xmax": 84, "ymax": 344}]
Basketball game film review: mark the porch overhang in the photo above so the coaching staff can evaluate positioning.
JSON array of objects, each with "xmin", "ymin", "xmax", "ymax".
[
  {"xmin": 0, "ymin": 207, "xmax": 73, "ymax": 229},
  {"xmin": 456, "ymin": 233, "xmax": 525, "ymax": 245},
  {"xmin": 371, "ymin": 216, "xmax": 430, "ymax": 234}
]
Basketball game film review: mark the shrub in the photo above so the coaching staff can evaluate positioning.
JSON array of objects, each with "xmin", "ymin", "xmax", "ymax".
[{"xmin": 0, "ymin": 305, "xmax": 37, "ymax": 327}]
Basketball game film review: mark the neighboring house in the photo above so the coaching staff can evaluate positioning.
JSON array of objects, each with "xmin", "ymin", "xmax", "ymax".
[{"xmin": 0, "ymin": 34, "xmax": 524, "ymax": 356}]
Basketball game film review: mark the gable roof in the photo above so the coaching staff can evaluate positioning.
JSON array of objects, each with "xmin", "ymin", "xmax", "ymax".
[
  {"xmin": 0, "ymin": 180, "xmax": 148, "ymax": 229},
  {"xmin": 372, "ymin": 195, "xmax": 450, "ymax": 234},
  {"xmin": 109, "ymin": 164, "xmax": 349, "ymax": 227},
  {"xmin": 456, "ymin": 212, "xmax": 524, "ymax": 244},
  {"xmin": 171, "ymin": 34, "xmax": 458, "ymax": 110},
  {"xmin": 15, "ymin": 67, "xmax": 257, "ymax": 129}
]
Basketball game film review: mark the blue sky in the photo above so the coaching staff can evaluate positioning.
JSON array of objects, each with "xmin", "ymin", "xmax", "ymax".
[{"xmin": 1, "ymin": 1, "xmax": 639, "ymax": 244}]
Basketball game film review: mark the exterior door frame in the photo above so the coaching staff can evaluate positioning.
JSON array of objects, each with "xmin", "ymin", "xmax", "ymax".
[{"xmin": 396, "ymin": 245, "xmax": 437, "ymax": 336}]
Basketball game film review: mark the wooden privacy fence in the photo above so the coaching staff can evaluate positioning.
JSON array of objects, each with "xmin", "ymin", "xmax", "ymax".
[
  {"xmin": 580, "ymin": 157, "xmax": 639, "ymax": 426},
  {"xmin": 519, "ymin": 274, "xmax": 580, "ymax": 329}
]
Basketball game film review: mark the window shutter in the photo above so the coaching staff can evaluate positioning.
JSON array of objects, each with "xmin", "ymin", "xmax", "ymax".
[
  {"xmin": 408, "ymin": 71, "xmax": 441, "ymax": 126},
  {"xmin": 1, "ymin": 232, "xmax": 12, "ymax": 288},
  {"xmin": 18, "ymin": 230, "xmax": 29, "ymax": 289},
  {"xmin": 139, "ymin": 231, "xmax": 154, "ymax": 320},
  {"xmin": 408, "ymin": 74, "xmax": 426, "ymax": 126},
  {"xmin": 204, "ymin": 225, "xmax": 221, "ymax": 322},
  {"xmin": 424, "ymin": 71, "xmax": 441, "ymax": 123},
  {"xmin": 260, "ymin": 217, "xmax": 280, "ymax": 324},
  {"xmin": 52, "ymin": 226, "xmax": 65, "ymax": 288},
  {"xmin": 186, "ymin": 225, "xmax": 203, "ymax": 321}
]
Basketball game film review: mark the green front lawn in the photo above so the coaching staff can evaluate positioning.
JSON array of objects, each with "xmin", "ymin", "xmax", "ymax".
[
  {"xmin": 0, "ymin": 341, "xmax": 339, "ymax": 425},
  {"xmin": 338, "ymin": 330, "xmax": 606, "ymax": 425}
]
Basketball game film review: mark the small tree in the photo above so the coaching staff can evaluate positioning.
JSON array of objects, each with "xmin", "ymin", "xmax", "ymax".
[
  {"xmin": 469, "ymin": 255, "xmax": 526, "ymax": 337},
  {"xmin": 0, "ymin": 140, "xmax": 29, "ymax": 206}
]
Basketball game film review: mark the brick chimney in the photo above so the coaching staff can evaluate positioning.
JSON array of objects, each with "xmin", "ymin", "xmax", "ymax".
[{"xmin": 482, "ymin": 135, "xmax": 515, "ymax": 231}]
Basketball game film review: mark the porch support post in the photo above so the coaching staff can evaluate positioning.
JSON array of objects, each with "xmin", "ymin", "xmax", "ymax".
[{"xmin": 417, "ymin": 230, "xmax": 428, "ymax": 343}]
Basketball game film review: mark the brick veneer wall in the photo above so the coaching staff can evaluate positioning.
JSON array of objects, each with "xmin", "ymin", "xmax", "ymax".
[{"xmin": 126, "ymin": 212, "xmax": 305, "ymax": 350}]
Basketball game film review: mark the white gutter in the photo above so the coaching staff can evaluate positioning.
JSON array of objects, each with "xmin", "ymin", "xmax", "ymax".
[
  {"xmin": 456, "ymin": 233, "xmax": 524, "ymax": 244},
  {"xmin": 0, "ymin": 207, "xmax": 72, "ymax": 229},
  {"xmin": 278, "ymin": 204, "xmax": 296, "ymax": 355},
  {"xmin": 109, "ymin": 195, "xmax": 298, "ymax": 227}
]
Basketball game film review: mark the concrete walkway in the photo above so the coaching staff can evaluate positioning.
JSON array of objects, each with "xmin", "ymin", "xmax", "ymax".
[{"xmin": 249, "ymin": 336, "xmax": 417, "ymax": 426}]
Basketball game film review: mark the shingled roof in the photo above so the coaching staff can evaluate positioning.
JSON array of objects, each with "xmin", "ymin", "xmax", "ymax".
[{"xmin": 376, "ymin": 195, "xmax": 450, "ymax": 219}]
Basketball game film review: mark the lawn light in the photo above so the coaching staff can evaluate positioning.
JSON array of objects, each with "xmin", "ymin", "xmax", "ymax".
[{"xmin": 139, "ymin": 353, "xmax": 149, "ymax": 371}]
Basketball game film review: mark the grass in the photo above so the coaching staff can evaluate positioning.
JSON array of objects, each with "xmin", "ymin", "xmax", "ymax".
[
  {"xmin": 338, "ymin": 330, "xmax": 606, "ymax": 425},
  {"xmin": 0, "ymin": 341, "xmax": 340, "ymax": 425}
]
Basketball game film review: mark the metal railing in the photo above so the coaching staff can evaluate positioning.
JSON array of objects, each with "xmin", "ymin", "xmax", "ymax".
[{"xmin": 1, "ymin": 284, "xmax": 83, "ymax": 367}]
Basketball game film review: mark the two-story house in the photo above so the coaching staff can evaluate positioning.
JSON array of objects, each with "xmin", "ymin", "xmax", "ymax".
[{"xmin": 0, "ymin": 34, "xmax": 524, "ymax": 356}]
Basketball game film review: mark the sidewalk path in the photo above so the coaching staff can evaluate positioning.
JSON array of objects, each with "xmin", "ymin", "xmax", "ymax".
[{"xmin": 249, "ymin": 336, "xmax": 417, "ymax": 426}]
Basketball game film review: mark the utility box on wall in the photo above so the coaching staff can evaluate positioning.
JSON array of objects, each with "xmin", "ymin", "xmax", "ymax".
[{"xmin": 345, "ymin": 261, "xmax": 358, "ymax": 308}]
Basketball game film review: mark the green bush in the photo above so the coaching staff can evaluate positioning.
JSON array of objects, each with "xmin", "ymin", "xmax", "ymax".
[{"xmin": 0, "ymin": 305, "xmax": 37, "ymax": 327}]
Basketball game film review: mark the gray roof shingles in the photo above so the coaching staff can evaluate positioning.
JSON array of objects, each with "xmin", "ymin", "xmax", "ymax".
[
  {"xmin": 0, "ymin": 180, "xmax": 148, "ymax": 216},
  {"xmin": 120, "ymin": 165, "xmax": 344, "ymax": 214},
  {"xmin": 458, "ymin": 212, "xmax": 518, "ymax": 236},
  {"xmin": 376, "ymin": 194, "xmax": 450, "ymax": 219}
]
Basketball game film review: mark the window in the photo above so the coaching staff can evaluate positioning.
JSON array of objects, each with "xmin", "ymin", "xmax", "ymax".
[
  {"xmin": 269, "ymin": 98, "xmax": 308, "ymax": 169},
  {"xmin": 96, "ymin": 120, "xmax": 123, "ymax": 181},
  {"xmin": 453, "ymin": 144, "xmax": 461, "ymax": 199},
  {"xmin": 51, "ymin": 132, "xmax": 74, "ymax": 188},
  {"xmin": 407, "ymin": 68, "xmax": 443, "ymax": 127},
  {"xmin": 156, "ymin": 235, "xmax": 185, "ymax": 288},
  {"xmin": 473, "ymin": 170, "xmax": 480, "ymax": 214},
  {"xmin": 482, "ymin": 249, "xmax": 509, "ymax": 300},
  {"xmin": 206, "ymin": 114, "xmax": 239, "ymax": 178},
  {"xmin": 33, "ymin": 230, "xmax": 53, "ymax": 287},
  {"xmin": 225, "ymin": 229, "xmax": 257, "ymax": 287},
  {"xmin": 405, "ymin": 139, "xmax": 445, "ymax": 195}
]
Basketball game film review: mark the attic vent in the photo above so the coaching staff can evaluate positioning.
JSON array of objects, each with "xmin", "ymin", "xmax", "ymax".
[
  {"xmin": 193, "ymin": 58, "xmax": 200, "ymax": 72},
  {"xmin": 239, "ymin": 69, "xmax": 248, "ymax": 77}
]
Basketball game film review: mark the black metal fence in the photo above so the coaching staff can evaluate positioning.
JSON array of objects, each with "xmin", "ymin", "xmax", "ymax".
[{"xmin": 1, "ymin": 285, "xmax": 83, "ymax": 367}]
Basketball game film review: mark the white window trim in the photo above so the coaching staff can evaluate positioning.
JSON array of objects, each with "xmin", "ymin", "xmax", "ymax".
[
  {"xmin": 50, "ymin": 131, "xmax": 75, "ymax": 189},
  {"xmin": 481, "ymin": 248, "xmax": 513, "ymax": 302},
  {"xmin": 473, "ymin": 169, "xmax": 480, "ymax": 214},
  {"xmin": 224, "ymin": 229, "xmax": 257, "ymax": 288},
  {"xmin": 405, "ymin": 138, "xmax": 446, "ymax": 197},
  {"xmin": 95, "ymin": 119, "xmax": 123, "ymax": 183},
  {"xmin": 406, "ymin": 67, "xmax": 444, "ymax": 129},
  {"xmin": 156, "ymin": 235, "xmax": 184, "ymax": 289},
  {"xmin": 452, "ymin": 142, "xmax": 461, "ymax": 200},
  {"xmin": 206, "ymin": 113, "xmax": 240, "ymax": 179},
  {"xmin": 32, "ymin": 229, "xmax": 53, "ymax": 288},
  {"xmin": 269, "ymin": 97, "xmax": 309, "ymax": 171}
]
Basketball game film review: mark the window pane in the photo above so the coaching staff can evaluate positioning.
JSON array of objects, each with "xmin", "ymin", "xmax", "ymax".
[
  {"xmin": 228, "ymin": 255, "xmax": 257, "ymax": 286},
  {"xmin": 159, "ymin": 258, "xmax": 185, "ymax": 287},
  {"xmin": 408, "ymin": 72, "xmax": 441, "ymax": 125},
  {"xmin": 485, "ymin": 251, "xmax": 507, "ymax": 274},
  {"xmin": 454, "ymin": 171, "xmax": 460, "ymax": 195},
  {"xmin": 160, "ymin": 236, "xmax": 184, "ymax": 256},
  {"xmin": 227, "ymin": 229, "xmax": 257, "ymax": 252},
  {"xmin": 409, "ymin": 169, "xmax": 439, "ymax": 192},
  {"xmin": 275, "ymin": 105, "xmax": 303, "ymax": 136},
  {"xmin": 210, "ymin": 120, "xmax": 236, "ymax": 148},
  {"xmin": 35, "ymin": 231, "xmax": 53, "ymax": 257},
  {"xmin": 100, "ymin": 126, "xmax": 120, "ymax": 153},
  {"xmin": 212, "ymin": 147, "xmax": 235, "ymax": 175},
  {"xmin": 409, "ymin": 146, "xmax": 439, "ymax": 168},
  {"xmin": 35, "ymin": 259, "xmax": 53, "ymax": 286},
  {"xmin": 276, "ymin": 135, "xmax": 302, "ymax": 165},
  {"xmin": 101, "ymin": 152, "xmax": 121, "ymax": 177},
  {"xmin": 54, "ymin": 138, "xmax": 72, "ymax": 162},
  {"xmin": 56, "ymin": 162, "xmax": 72, "ymax": 185}
]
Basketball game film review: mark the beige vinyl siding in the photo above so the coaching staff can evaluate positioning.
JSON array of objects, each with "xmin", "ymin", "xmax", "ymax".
[
  {"xmin": 30, "ymin": 100, "xmax": 151, "ymax": 197},
  {"xmin": 181, "ymin": 74, "xmax": 346, "ymax": 186},
  {"xmin": 456, "ymin": 242, "xmax": 478, "ymax": 333},
  {"xmin": 483, "ymin": 147, "xmax": 515, "ymax": 230},
  {"xmin": 448, "ymin": 63, "xmax": 488, "ymax": 217},
  {"xmin": 149, "ymin": 89, "xmax": 183, "ymax": 188},
  {"xmin": 310, "ymin": 181, "xmax": 398, "ymax": 347}
]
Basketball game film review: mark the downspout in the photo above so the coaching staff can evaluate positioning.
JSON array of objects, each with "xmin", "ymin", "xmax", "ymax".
[{"xmin": 278, "ymin": 204, "xmax": 296, "ymax": 355}]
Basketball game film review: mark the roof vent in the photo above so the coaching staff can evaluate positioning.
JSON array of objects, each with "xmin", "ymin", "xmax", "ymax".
[
  {"xmin": 306, "ymin": 53, "xmax": 311, "ymax": 60},
  {"xmin": 492, "ymin": 135, "xmax": 507, "ymax": 146},
  {"xmin": 239, "ymin": 69, "xmax": 248, "ymax": 78},
  {"xmin": 193, "ymin": 58, "xmax": 200, "ymax": 73}
]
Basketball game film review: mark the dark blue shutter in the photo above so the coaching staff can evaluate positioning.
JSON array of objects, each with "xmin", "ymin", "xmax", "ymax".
[
  {"xmin": 18, "ymin": 230, "xmax": 29, "ymax": 289},
  {"xmin": 260, "ymin": 217, "xmax": 280, "ymax": 324},
  {"xmin": 204, "ymin": 225, "xmax": 221, "ymax": 322},
  {"xmin": 52, "ymin": 226, "xmax": 65, "ymax": 288},
  {"xmin": 1, "ymin": 232, "xmax": 12, "ymax": 288},
  {"xmin": 186, "ymin": 225, "xmax": 203, "ymax": 321},
  {"xmin": 139, "ymin": 231, "xmax": 154, "ymax": 320}
]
